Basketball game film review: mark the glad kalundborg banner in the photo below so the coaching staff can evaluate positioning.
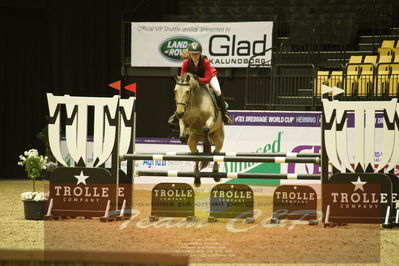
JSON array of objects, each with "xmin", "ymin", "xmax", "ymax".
[{"xmin": 130, "ymin": 22, "xmax": 273, "ymax": 68}]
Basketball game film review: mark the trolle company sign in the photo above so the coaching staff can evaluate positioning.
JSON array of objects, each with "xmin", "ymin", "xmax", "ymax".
[
  {"xmin": 324, "ymin": 173, "xmax": 396, "ymax": 224},
  {"xmin": 131, "ymin": 22, "xmax": 273, "ymax": 68},
  {"xmin": 272, "ymin": 185, "xmax": 318, "ymax": 222},
  {"xmin": 49, "ymin": 167, "xmax": 119, "ymax": 217},
  {"xmin": 210, "ymin": 184, "xmax": 254, "ymax": 219},
  {"xmin": 151, "ymin": 183, "xmax": 195, "ymax": 218}
]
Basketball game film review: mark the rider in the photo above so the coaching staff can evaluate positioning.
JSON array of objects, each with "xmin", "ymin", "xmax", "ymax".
[{"xmin": 168, "ymin": 41, "xmax": 233, "ymax": 125}]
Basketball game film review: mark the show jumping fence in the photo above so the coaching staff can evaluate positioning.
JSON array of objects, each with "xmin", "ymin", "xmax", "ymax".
[
  {"xmin": 134, "ymin": 170, "xmax": 321, "ymax": 180},
  {"xmin": 122, "ymin": 153, "xmax": 321, "ymax": 165}
]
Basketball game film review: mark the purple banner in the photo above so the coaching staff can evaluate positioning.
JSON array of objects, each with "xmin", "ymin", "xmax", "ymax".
[
  {"xmin": 336, "ymin": 112, "xmax": 384, "ymax": 128},
  {"xmin": 136, "ymin": 138, "xmax": 183, "ymax": 145},
  {"xmin": 229, "ymin": 111, "xmax": 322, "ymax": 127}
]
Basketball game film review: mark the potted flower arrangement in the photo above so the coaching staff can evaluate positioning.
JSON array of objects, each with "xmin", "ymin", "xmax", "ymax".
[{"xmin": 18, "ymin": 149, "xmax": 48, "ymax": 220}]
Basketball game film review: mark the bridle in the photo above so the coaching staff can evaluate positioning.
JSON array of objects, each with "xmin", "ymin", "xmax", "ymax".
[{"xmin": 175, "ymin": 82, "xmax": 192, "ymax": 108}]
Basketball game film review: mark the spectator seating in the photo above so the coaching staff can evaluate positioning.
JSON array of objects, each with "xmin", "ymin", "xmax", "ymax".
[
  {"xmin": 376, "ymin": 55, "xmax": 392, "ymax": 96},
  {"xmin": 390, "ymin": 55, "xmax": 399, "ymax": 96},
  {"xmin": 358, "ymin": 55, "xmax": 377, "ymax": 96},
  {"xmin": 345, "ymin": 55, "xmax": 362, "ymax": 96},
  {"xmin": 378, "ymin": 40, "xmax": 396, "ymax": 56}
]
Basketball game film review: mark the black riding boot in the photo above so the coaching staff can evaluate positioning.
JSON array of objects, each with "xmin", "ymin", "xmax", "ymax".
[
  {"xmin": 217, "ymin": 94, "xmax": 232, "ymax": 124},
  {"xmin": 168, "ymin": 113, "xmax": 179, "ymax": 125}
]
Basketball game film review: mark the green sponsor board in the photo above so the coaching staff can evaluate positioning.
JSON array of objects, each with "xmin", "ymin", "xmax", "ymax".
[
  {"xmin": 224, "ymin": 132, "xmax": 282, "ymax": 186},
  {"xmin": 226, "ymin": 178, "xmax": 280, "ymax": 186}
]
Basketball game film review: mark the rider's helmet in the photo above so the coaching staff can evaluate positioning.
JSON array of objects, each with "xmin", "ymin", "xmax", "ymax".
[{"xmin": 188, "ymin": 42, "xmax": 202, "ymax": 54}]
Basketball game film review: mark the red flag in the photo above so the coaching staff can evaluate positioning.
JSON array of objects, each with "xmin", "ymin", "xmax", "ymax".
[
  {"xmin": 108, "ymin": 80, "xmax": 121, "ymax": 90},
  {"xmin": 124, "ymin": 83, "xmax": 137, "ymax": 93}
]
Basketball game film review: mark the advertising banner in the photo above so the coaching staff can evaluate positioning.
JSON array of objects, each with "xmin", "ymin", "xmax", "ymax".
[
  {"xmin": 133, "ymin": 111, "xmax": 322, "ymax": 185},
  {"xmin": 131, "ymin": 22, "xmax": 273, "ymax": 68}
]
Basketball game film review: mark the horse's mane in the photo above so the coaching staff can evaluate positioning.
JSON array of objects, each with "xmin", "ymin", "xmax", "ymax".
[{"xmin": 181, "ymin": 72, "xmax": 206, "ymax": 90}]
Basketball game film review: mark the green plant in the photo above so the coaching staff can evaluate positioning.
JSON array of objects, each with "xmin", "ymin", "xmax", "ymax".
[
  {"xmin": 36, "ymin": 120, "xmax": 55, "ymax": 162},
  {"xmin": 18, "ymin": 149, "xmax": 48, "ymax": 192}
]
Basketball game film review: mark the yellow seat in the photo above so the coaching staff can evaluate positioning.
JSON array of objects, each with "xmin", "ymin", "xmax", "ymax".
[
  {"xmin": 378, "ymin": 48, "xmax": 392, "ymax": 56},
  {"xmin": 393, "ymin": 41, "xmax": 399, "ymax": 58},
  {"xmin": 378, "ymin": 40, "xmax": 396, "ymax": 57},
  {"xmin": 345, "ymin": 56, "xmax": 362, "ymax": 96},
  {"xmin": 314, "ymin": 71, "xmax": 329, "ymax": 96},
  {"xmin": 376, "ymin": 55, "xmax": 392, "ymax": 96},
  {"xmin": 358, "ymin": 56, "xmax": 377, "ymax": 96},
  {"xmin": 381, "ymin": 40, "xmax": 396, "ymax": 48},
  {"xmin": 329, "ymin": 71, "xmax": 343, "ymax": 89},
  {"xmin": 389, "ymin": 55, "xmax": 399, "ymax": 96}
]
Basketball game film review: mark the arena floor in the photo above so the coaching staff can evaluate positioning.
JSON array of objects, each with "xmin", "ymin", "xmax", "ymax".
[{"xmin": 1, "ymin": 179, "xmax": 399, "ymax": 265}]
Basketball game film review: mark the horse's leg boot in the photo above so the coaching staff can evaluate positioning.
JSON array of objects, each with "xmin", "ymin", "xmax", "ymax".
[
  {"xmin": 179, "ymin": 135, "xmax": 187, "ymax": 144},
  {"xmin": 194, "ymin": 177, "xmax": 201, "ymax": 187},
  {"xmin": 217, "ymin": 94, "xmax": 232, "ymax": 124},
  {"xmin": 168, "ymin": 113, "xmax": 179, "ymax": 125}
]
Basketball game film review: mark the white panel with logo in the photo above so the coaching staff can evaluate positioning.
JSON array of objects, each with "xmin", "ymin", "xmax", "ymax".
[{"xmin": 131, "ymin": 22, "xmax": 273, "ymax": 68}]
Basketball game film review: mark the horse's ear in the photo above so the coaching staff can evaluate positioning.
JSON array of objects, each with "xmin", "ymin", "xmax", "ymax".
[
  {"xmin": 174, "ymin": 76, "xmax": 180, "ymax": 83},
  {"xmin": 185, "ymin": 74, "xmax": 191, "ymax": 82}
]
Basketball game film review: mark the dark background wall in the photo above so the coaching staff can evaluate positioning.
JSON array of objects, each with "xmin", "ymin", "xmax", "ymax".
[
  {"xmin": 0, "ymin": 0, "xmax": 183, "ymax": 178},
  {"xmin": 1, "ymin": 0, "xmax": 246, "ymax": 178}
]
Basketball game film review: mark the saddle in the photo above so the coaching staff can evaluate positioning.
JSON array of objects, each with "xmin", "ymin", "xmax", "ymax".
[{"xmin": 201, "ymin": 83, "xmax": 220, "ymax": 119}]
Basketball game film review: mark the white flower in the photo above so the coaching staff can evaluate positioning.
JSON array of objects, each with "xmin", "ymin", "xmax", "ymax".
[
  {"xmin": 18, "ymin": 148, "xmax": 48, "ymax": 177},
  {"xmin": 21, "ymin": 192, "xmax": 47, "ymax": 201}
]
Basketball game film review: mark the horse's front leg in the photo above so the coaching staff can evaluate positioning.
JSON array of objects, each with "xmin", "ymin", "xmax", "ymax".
[
  {"xmin": 178, "ymin": 119, "xmax": 188, "ymax": 144},
  {"xmin": 188, "ymin": 136, "xmax": 201, "ymax": 187},
  {"xmin": 210, "ymin": 127, "xmax": 225, "ymax": 183}
]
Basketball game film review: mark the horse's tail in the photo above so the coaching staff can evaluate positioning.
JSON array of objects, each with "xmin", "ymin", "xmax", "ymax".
[{"xmin": 199, "ymin": 141, "xmax": 211, "ymax": 170}]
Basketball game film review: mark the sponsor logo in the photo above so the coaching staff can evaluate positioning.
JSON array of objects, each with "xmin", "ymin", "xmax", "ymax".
[
  {"xmin": 224, "ymin": 131, "xmax": 282, "ymax": 173},
  {"xmin": 272, "ymin": 186, "xmax": 318, "ymax": 222},
  {"xmin": 153, "ymin": 188, "xmax": 193, "ymax": 198},
  {"xmin": 330, "ymin": 176, "xmax": 389, "ymax": 209},
  {"xmin": 159, "ymin": 36, "xmax": 197, "ymax": 61},
  {"xmin": 151, "ymin": 183, "xmax": 195, "ymax": 216},
  {"xmin": 211, "ymin": 189, "xmax": 252, "ymax": 199},
  {"xmin": 288, "ymin": 145, "xmax": 321, "ymax": 174},
  {"xmin": 209, "ymin": 34, "xmax": 267, "ymax": 56}
]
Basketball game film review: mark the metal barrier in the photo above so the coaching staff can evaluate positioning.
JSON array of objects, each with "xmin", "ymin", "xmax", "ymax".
[
  {"xmin": 245, "ymin": 63, "xmax": 316, "ymax": 110},
  {"xmin": 245, "ymin": 61, "xmax": 399, "ymax": 110}
]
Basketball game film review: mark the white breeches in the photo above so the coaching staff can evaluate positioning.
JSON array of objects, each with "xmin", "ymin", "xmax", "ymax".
[{"xmin": 209, "ymin": 76, "xmax": 221, "ymax": 96}]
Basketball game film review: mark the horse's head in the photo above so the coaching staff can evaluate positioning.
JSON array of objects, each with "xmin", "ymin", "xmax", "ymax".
[{"xmin": 173, "ymin": 73, "xmax": 199, "ymax": 118}]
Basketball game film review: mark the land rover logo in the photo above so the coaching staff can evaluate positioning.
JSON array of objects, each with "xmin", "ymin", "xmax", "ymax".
[{"xmin": 159, "ymin": 37, "xmax": 197, "ymax": 61}]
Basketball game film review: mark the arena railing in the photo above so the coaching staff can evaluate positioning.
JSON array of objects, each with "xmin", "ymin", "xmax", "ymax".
[{"xmin": 245, "ymin": 60, "xmax": 399, "ymax": 110}]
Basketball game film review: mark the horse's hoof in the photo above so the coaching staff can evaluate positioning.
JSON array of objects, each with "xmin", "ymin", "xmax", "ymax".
[
  {"xmin": 213, "ymin": 177, "xmax": 221, "ymax": 183},
  {"xmin": 194, "ymin": 177, "xmax": 201, "ymax": 187}
]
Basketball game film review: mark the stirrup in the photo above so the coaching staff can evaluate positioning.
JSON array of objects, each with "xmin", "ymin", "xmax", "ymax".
[
  {"xmin": 168, "ymin": 114, "xmax": 179, "ymax": 125},
  {"xmin": 223, "ymin": 113, "xmax": 233, "ymax": 124}
]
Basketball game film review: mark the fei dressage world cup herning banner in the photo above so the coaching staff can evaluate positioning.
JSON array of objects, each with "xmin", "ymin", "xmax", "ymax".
[{"xmin": 131, "ymin": 22, "xmax": 273, "ymax": 68}]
